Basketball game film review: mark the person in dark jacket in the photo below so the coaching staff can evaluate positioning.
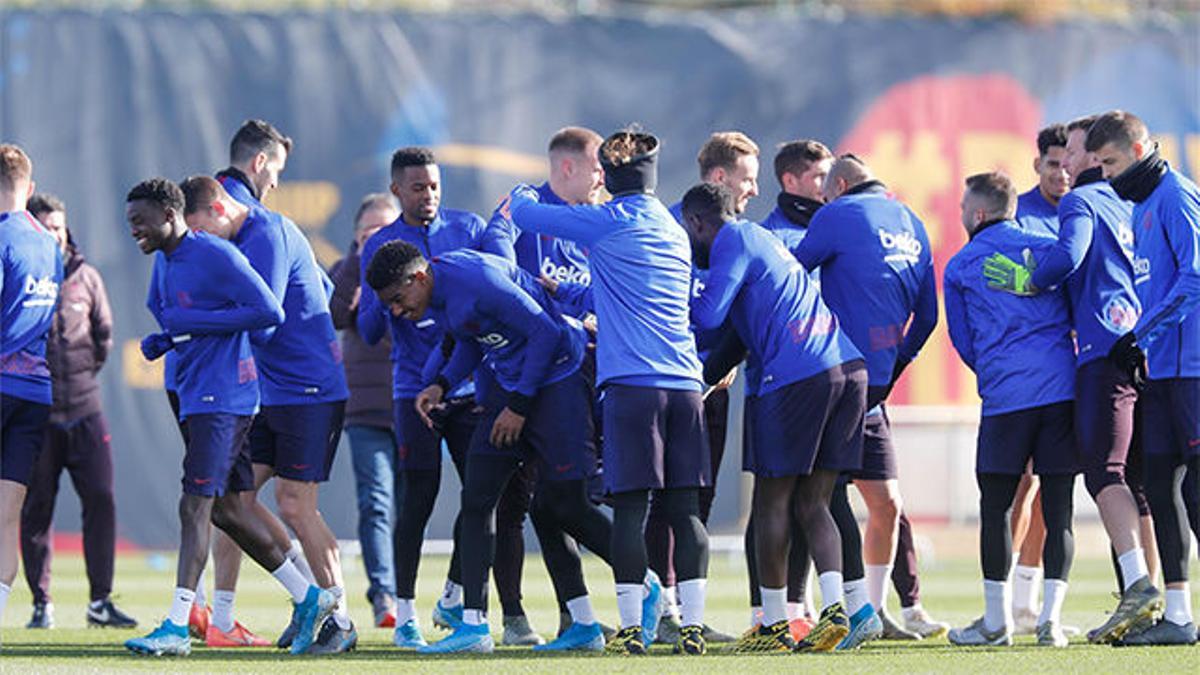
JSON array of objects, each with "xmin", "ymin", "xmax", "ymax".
[
  {"xmin": 19, "ymin": 194, "xmax": 137, "ymax": 629},
  {"xmin": 329, "ymin": 193, "xmax": 399, "ymax": 629}
]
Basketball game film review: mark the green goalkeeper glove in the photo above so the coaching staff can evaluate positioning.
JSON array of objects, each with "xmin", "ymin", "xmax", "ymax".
[{"xmin": 983, "ymin": 248, "xmax": 1040, "ymax": 296}]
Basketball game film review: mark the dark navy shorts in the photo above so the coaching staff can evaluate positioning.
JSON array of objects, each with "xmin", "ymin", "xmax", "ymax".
[
  {"xmin": 471, "ymin": 371, "xmax": 596, "ymax": 483},
  {"xmin": 850, "ymin": 406, "xmax": 898, "ymax": 481},
  {"xmin": 249, "ymin": 400, "xmax": 346, "ymax": 482},
  {"xmin": 976, "ymin": 401, "xmax": 1077, "ymax": 476},
  {"xmin": 1, "ymin": 394, "xmax": 50, "ymax": 486},
  {"xmin": 394, "ymin": 395, "xmax": 480, "ymax": 474},
  {"xmin": 1074, "ymin": 358, "xmax": 1138, "ymax": 476},
  {"xmin": 601, "ymin": 383, "xmax": 710, "ymax": 494},
  {"xmin": 183, "ymin": 413, "xmax": 254, "ymax": 497},
  {"xmin": 746, "ymin": 361, "xmax": 867, "ymax": 478},
  {"xmin": 1139, "ymin": 378, "xmax": 1200, "ymax": 462}
]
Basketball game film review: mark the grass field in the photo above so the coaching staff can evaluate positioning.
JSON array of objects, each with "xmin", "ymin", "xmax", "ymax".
[{"xmin": 1, "ymin": 535, "xmax": 1197, "ymax": 673}]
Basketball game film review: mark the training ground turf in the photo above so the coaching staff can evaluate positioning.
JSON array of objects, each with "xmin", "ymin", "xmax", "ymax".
[{"xmin": 1, "ymin": 540, "xmax": 1197, "ymax": 672}]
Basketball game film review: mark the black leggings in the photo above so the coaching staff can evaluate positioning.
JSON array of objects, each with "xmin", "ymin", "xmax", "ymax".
[
  {"xmin": 612, "ymin": 488, "xmax": 708, "ymax": 585},
  {"xmin": 830, "ymin": 480, "xmax": 865, "ymax": 582},
  {"xmin": 977, "ymin": 472, "xmax": 1075, "ymax": 581},
  {"xmin": 494, "ymin": 462, "xmax": 537, "ymax": 616},
  {"xmin": 1144, "ymin": 454, "xmax": 1200, "ymax": 585},
  {"xmin": 745, "ymin": 510, "xmax": 810, "ymax": 606},
  {"xmin": 529, "ymin": 478, "xmax": 613, "ymax": 603}
]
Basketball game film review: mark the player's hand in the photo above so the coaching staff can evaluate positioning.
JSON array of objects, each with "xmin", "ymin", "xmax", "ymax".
[
  {"xmin": 497, "ymin": 195, "xmax": 513, "ymax": 220},
  {"xmin": 713, "ymin": 365, "xmax": 737, "ymax": 392},
  {"xmin": 348, "ymin": 286, "xmax": 361, "ymax": 312},
  {"xmin": 983, "ymin": 249, "xmax": 1039, "ymax": 296},
  {"xmin": 1108, "ymin": 332, "xmax": 1147, "ymax": 391},
  {"xmin": 415, "ymin": 383, "xmax": 446, "ymax": 429},
  {"xmin": 140, "ymin": 332, "xmax": 176, "ymax": 361},
  {"xmin": 490, "ymin": 408, "xmax": 526, "ymax": 447},
  {"xmin": 537, "ymin": 274, "xmax": 560, "ymax": 296}
]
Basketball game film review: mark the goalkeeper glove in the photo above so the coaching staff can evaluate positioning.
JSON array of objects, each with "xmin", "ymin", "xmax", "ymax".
[{"xmin": 983, "ymin": 248, "xmax": 1039, "ymax": 296}]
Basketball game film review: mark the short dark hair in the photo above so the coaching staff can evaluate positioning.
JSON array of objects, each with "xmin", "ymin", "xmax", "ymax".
[
  {"xmin": 27, "ymin": 193, "xmax": 65, "ymax": 218},
  {"xmin": 681, "ymin": 182, "xmax": 736, "ymax": 226},
  {"xmin": 697, "ymin": 131, "xmax": 759, "ymax": 178},
  {"xmin": 127, "ymin": 178, "xmax": 184, "ymax": 213},
  {"xmin": 179, "ymin": 175, "xmax": 225, "ymax": 216},
  {"xmin": 365, "ymin": 240, "xmax": 426, "ymax": 291},
  {"xmin": 391, "ymin": 147, "xmax": 437, "ymax": 176},
  {"xmin": 229, "ymin": 119, "xmax": 293, "ymax": 165},
  {"xmin": 353, "ymin": 192, "xmax": 397, "ymax": 229},
  {"xmin": 1066, "ymin": 115, "xmax": 1098, "ymax": 135},
  {"xmin": 1085, "ymin": 110, "xmax": 1149, "ymax": 153},
  {"xmin": 964, "ymin": 171, "xmax": 1017, "ymax": 219},
  {"xmin": 0, "ymin": 144, "xmax": 32, "ymax": 192},
  {"xmin": 548, "ymin": 127, "xmax": 603, "ymax": 155},
  {"xmin": 773, "ymin": 139, "xmax": 833, "ymax": 186},
  {"xmin": 1036, "ymin": 124, "xmax": 1068, "ymax": 157}
]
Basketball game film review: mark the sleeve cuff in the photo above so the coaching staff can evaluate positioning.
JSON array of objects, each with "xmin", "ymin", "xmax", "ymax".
[{"xmin": 506, "ymin": 391, "xmax": 535, "ymax": 417}]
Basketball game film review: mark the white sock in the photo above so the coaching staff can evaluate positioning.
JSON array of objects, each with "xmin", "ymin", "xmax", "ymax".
[
  {"xmin": 750, "ymin": 606, "xmax": 763, "ymax": 626},
  {"xmin": 194, "ymin": 566, "xmax": 208, "ymax": 607},
  {"xmin": 844, "ymin": 578, "xmax": 868, "ymax": 615},
  {"xmin": 1117, "ymin": 548, "xmax": 1149, "ymax": 591},
  {"xmin": 0, "ymin": 582, "xmax": 10, "ymax": 620},
  {"xmin": 803, "ymin": 567, "xmax": 818, "ymax": 618},
  {"xmin": 463, "ymin": 608, "xmax": 485, "ymax": 626},
  {"xmin": 566, "ymin": 595, "xmax": 596, "ymax": 626},
  {"xmin": 818, "ymin": 571, "xmax": 844, "ymax": 610},
  {"xmin": 271, "ymin": 559, "xmax": 311, "ymax": 603},
  {"xmin": 1038, "ymin": 579, "xmax": 1068, "ymax": 625},
  {"xmin": 331, "ymin": 586, "xmax": 351, "ymax": 630},
  {"xmin": 983, "ymin": 579, "xmax": 1010, "ymax": 632},
  {"xmin": 616, "ymin": 583, "xmax": 642, "ymax": 629},
  {"xmin": 678, "ymin": 578, "xmax": 707, "ymax": 627},
  {"xmin": 211, "ymin": 589, "xmax": 236, "ymax": 632},
  {"xmin": 1164, "ymin": 588, "xmax": 1193, "ymax": 626},
  {"xmin": 865, "ymin": 564, "xmax": 892, "ymax": 613},
  {"xmin": 395, "ymin": 597, "xmax": 416, "ymax": 624},
  {"xmin": 1012, "ymin": 565, "xmax": 1040, "ymax": 613},
  {"xmin": 761, "ymin": 587, "xmax": 787, "ymax": 626},
  {"xmin": 169, "ymin": 587, "xmax": 196, "ymax": 627},
  {"xmin": 902, "ymin": 603, "xmax": 924, "ymax": 621},
  {"xmin": 287, "ymin": 543, "xmax": 317, "ymax": 585},
  {"xmin": 441, "ymin": 580, "xmax": 463, "ymax": 607},
  {"xmin": 661, "ymin": 586, "xmax": 679, "ymax": 619},
  {"xmin": 786, "ymin": 602, "xmax": 803, "ymax": 621}
]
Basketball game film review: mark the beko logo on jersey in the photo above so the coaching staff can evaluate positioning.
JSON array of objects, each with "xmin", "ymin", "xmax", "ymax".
[
  {"xmin": 540, "ymin": 257, "xmax": 590, "ymax": 286},
  {"xmin": 22, "ymin": 275, "xmax": 58, "ymax": 306},
  {"xmin": 879, "ymin": 230, "xmax": 922, "ymax": 262},
  {"xmin": 476, "ymin": 333, "xmax": 510, "ymax": 350}
]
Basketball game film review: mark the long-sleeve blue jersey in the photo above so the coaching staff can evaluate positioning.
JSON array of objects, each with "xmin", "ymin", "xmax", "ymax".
[
  {"xmin": 481, "ymin": 182, "xmax": 593, "ymax": 317},
  {"xmin": 668, "ymin": 200, "xmax": 732, "ymax": 363},
  {"xmin": 509, "ymin": 187, "xmax": 701, "ymax": 391},
  {"xmin": 427, "ymin": 249, "xmax": 585, "ymax": 401},
  {"xmin": 358, "ymin": 209, "xmax": 487, "ymax": 399},
  {"xmin": 232, "ymin": 207, "xmax": 348, "ymax": 405},
  {"xmin": 150, "ymin": 231, "xmax": 284, "ymax": 419},
  {"xmin": 1129, "ymin": 168, "xmax": 1200, "ymax": 379},
  {"xmin": 944, "ymin": 220, "xmax": 1075, "ymax": 416},
  {"xmin": 146, "ymin": 253, "xmax": 178, "ymax": 393},
  {"xmin": 1, "ymin": 211, "xmax": 63, "ymax": 404},
  {"xmin": 691, "ymin": 220, "xmax": 861, "ymax": 397},
  {"xmin": 794, "ymin": 183, "xmax": 938, "ymax": 385},
  {"xmin": 1030, "ymin": 176, "xmax": 1140, "ymax": 367},
  {"xmin": 1016, "ymin": 186, "xmax": 1060, "ymax": 237},
  {"xmin": 760, "ymin": 205, "xmax": 809, "ymax": 260}
]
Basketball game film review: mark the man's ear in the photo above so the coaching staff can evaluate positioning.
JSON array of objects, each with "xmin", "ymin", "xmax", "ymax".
[
  {"xmin": 251, "ymin": 151, "xmax": 268, "ymax": 174},
  {"xmin": 25, "ymin": 180, "xmax": 35, "ymax": 200},
  {"xmin": 1032, "ymin": 155, "xmax": 1042, "ymax": 175},
  {"xmin": 390, "ymin": 180, "xmax": 401, "ymax": 199},
  {"xmin": 1131, "ymin": 139, "xmax": 1148, "ymax": 161},
  {"xmin": 212, "ymin": 200, "xmax": 226, "ymax": 217}
]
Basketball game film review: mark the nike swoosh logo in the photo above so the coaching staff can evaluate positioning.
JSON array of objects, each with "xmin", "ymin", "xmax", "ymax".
[{"xmin": 192, "ymin": 478, "xmax": 212, "ymax": 485}]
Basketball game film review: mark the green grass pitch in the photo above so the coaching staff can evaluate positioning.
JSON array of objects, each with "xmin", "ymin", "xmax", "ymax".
[{"xmin": 1, "ymin": 546, "xmax": 1196, "ymax": 672}]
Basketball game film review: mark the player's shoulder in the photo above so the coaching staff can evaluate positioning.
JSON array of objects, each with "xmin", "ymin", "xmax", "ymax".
[{"xmin": 440, "ymin": 207, "xmax": 486, "ymax": 230}]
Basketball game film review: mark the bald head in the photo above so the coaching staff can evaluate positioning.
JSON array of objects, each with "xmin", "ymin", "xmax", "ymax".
[
  {"xmin": 180, "ymin": 175, "xmax": 248, "ymax": 240},
  {"xmin": 822, "ymin": 154, "xmax": 873, "ymax": 202}
]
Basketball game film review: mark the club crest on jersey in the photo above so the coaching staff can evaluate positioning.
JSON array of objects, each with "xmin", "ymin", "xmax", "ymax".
[
  {"xmin": 879, "ymin": 229, "xmax": 922, "ymax": 263},
  {"xmin": 22, "ymin": 274, "xmax": 58, "ymax": 306},
  {"xmin": 1101, "ymin": 296, "xmax": 1139, "ymax": 333},
  {"xmin": 540, "ymin": 257, "xmax": 590, "ymax": 286}
]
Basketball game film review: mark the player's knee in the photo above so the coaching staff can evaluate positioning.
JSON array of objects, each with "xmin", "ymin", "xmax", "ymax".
[{"xmin": 1084, "ymin": 467, "xmax": 1126, "ymax": 499}]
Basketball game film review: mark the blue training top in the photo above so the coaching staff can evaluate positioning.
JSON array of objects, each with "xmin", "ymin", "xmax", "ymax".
[
  {"xmin": 1016, "ymin": 185, "xmax": 1061, "ymax": 237},
  {"xmin": 0, "ymin": 210, "xmax": 63, "ymax": 404}
]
